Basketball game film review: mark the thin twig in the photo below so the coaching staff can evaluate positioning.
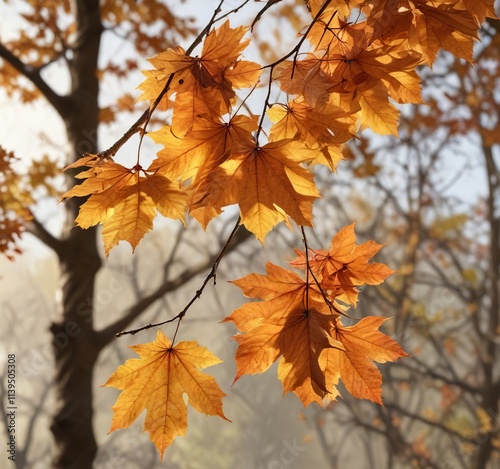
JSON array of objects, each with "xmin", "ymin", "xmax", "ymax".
[
  {"xmin": 216, "ymin": 0, "xmax": 252, "ymax": 22},
  {"xmin": 300, "ymin": 226, "xmax": 351, "ymax": 320},
  {"xmin": 116, "ymin": 216, "xmax": 242, "ymax": 338},
  {"xmin": 95, "ymin": 0, "xmax": 226, "ymax": 161},
  {"xmin": 251, "ymin": 0, "xmax": 283, "ymax": 31},
  {"xmin": 255, "ymin": 0, "xmax": 333, "ymax": 142}
]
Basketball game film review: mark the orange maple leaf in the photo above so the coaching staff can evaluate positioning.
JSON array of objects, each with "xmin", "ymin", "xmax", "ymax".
[
  {"xmin": 459, "ymin": 0, "xmax": 498, "ymax": 24},
  {"xmin": 227, "ymin": 261, "xmax": 406, "ymax": 406},
  {"xmin": 61, "ymin": 155, "xmax": 187, "ymax": 255},
  {"xmin": 104, "ymin": 330, "xmax": 228, "ymax": 458},
  {"xmin": 326, "ymin": 28, "xmax": 423, "ymax": 134},
  {"xmin": 225, "ymin": 261, "xmax": 326, "ymax": 331},
  {"xmin": 0, "ymin": 146, "xmax": 34, "ymax": 259},
  {"xmin": 307, "ymin": 0, "xmax": 364, "ymax": 18},
  {"xmin": 267, "ymin": 98, "xmax": 356, "ymax": 170},
  {"xmin": 225, "ymin": 262, "xmax": 343, "ymax": 405},
  {"xmin": 370, "ymin": 0, "xmax": 480, "ymax": 65},
  {"xmin": 0, "ymin": 217, "xmax": 24, "ymax": 260},
  {"xmin": 325, "ymin": 317, "xmax": 409, "ymax": 404},
  {"xmin": 190, "ymin": 139, "xmax": 320, "ymax": 243},
  {"xmin": 138, "ymin": 20, "xmax": 261, "ymax": 135},
  {"xmin": 290, "ymin": 223, "xmax": 395, "ymax": 306},
  {"xmin": 275, "ymin": 55, "xmax": 341, "ymax": 109},
  {"xmin": 277, "ymin": 25, "xmax": 423, "ymax": 136}
]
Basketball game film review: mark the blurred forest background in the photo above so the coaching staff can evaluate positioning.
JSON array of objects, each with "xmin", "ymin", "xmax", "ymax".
[{"xmin": 0, "ymin": 1, "xmax": 499, "ymax": 468}]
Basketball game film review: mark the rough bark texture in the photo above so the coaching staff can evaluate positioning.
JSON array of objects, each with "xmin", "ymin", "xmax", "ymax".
[{"xmin": 49, "ymin": 2, "xmax": 103, "ymax": 468}]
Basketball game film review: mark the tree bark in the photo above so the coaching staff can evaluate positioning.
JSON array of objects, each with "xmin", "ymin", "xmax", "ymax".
[
  {"xmin": 50, "ymin": 1, "xmax": 103, "ymax": 468},
  {"xmin": 471, "ymin": 145, "xmax": 500, "ymax": 469}
]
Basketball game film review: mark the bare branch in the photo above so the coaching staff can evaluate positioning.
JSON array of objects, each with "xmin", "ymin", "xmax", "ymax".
[
  {"xmin": 24, "ymin": 213, "xmax": 63, "ymax": 255},
  {"xmin": 0, "ymin": 42, "xmax": 68, "ymax": 115},
  {"xmin": 96, "ymin": 222, "xmax": 252, "ymax": 348},
  {"xmin": 401, "ymin": 358, "xmax": 480, "ymax": 395}
]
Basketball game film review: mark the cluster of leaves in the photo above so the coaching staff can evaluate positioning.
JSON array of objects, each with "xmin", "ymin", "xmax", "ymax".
[
  {"xmin": 0, "ymin": 146, "xmax": 59, "ymax": 259},
  {"xmin": 225, "ymin": 223, "xmax": 404, "ymax": 406},
  {"xmin": 62, "ymin": 0, "xmax": 493, "ymax": 251},
  {"xmin": 105, "ymin": 224, "xmax": 405, "ymax": 456},
  {"xmin": 0, "ymin": 0, "xmax": 195, "ymax": 103},
  {"xmin": 0, "ymin": 147, "xmax": 29, "ymax": 259},
  {"xmin": 28, "ymin": 0, "xmax": 500, "ymax": 459}
]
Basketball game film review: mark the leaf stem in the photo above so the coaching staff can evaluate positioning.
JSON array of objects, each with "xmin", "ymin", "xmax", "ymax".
[
  {"xmin": 255, "ymin": 0, "xmax": 333, "ymax": 143},
  {"xmin": 300, "ymin": 226, "xmax": 311, "ymax": 313},
  {"xmin": 300, "ymin": 226, "xmax": 349, "ymax": 323}
]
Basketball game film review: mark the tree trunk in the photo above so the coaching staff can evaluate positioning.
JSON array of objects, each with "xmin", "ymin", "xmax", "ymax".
[
  {"xmin": 472, "ymin": 146, "xmax": 500, "ymax": 469},
  {"xmin": 50, "ymin": 232, "xmax": 101, "ymax": 469},
  {"xmin": 50, "ymin": 1, "xmax": 103, "ymax": 468}
]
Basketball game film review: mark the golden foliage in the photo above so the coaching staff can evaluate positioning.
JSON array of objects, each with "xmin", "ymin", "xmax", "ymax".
[{"xmin": 104, "ymin": 331, "xmax": 227, "ymax": 458}]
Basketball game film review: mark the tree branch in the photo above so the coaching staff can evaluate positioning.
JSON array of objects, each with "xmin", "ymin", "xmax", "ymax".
[
  {"xmin": 401, "ymin": 358, "xmax": 480, "ymax": 395},
  {"xmin": 95, "ymin": 224, "xmax": 252, "ymax": 348},
  {"xmin": 384, "ymin": 403, "xmax": 476, "ymax": 443},
  {"xmin": 0, "ymin": 42, "xmax": 68, "ymax": 115},
  {"xmin": 24, "ymin": 214, "xmax": 64, "ymax": 255}
]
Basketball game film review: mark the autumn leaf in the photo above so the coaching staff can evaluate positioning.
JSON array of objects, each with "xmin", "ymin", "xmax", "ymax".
[
  {"xmin": 325, "ymin": 317, "xmax": 409, "ymax": 404},
  {"xmin": 138, "ymin": 20, "xmax": 262, "ymax": 135},
  {"xmin": 148, "ymin": 114, "xmax": 257, "ymax": 183},
  {"xmin": 190, "ymin": 139, "xmax": 320, "ymax": 243},
  {"xmin": 267, "ymin": 98, "xmax": 356, "ymax": 170},
  {"xmin": 325, "ymin": 28, "xmax": 423, "ymax": 134},
  {"xmin": 0, "ymin": 146, "xmax": 34, "ymax": 259},
  {"xmin": 233, "ymin": 304, "xmax": 343, "ymax": 406},
  {"xmin": 370, "ymin": 0, "xmax": 480, "ymax": 65},
  {"xmin": 61, "ymin": 155, "xmax": 187, "ymax": 255},
  {"xmin": 225, "ymin": 263, "xmax": 343, "ymax": 405},
  {"xmin": 307, "ymin": 0, "xmax": 364, "ymax": 18},
  {"xmin": 225, "ymin": 261, "xmax": 325, "ymax": 331},
  {"xmin": 104, "ymin": 330, "xmax": 228, "ymax": 458},
  {"xmin": 275, "ymin": 55, "xmax": 340, "ymax": 109},
  {"xmin": 355, "ymin": 77, "xmax": 400, "ymax": 136},
  {"xmin": 290, "ymin": 223, "xmax": 395, "ymax": 306},
  {"xmin": 0, "ymin": 217, "xmax": 24, "ymax": 261},
  {"xmin": 459, "ymin": 0, "xmax": 498, "ymax": 24},
  {"xmin": 28, "ymin": 155, "xmax": 61, "ymax": 196},
  {"xmin": 277, "ymin": 24, "xmax": 423, "ymax": 136}
]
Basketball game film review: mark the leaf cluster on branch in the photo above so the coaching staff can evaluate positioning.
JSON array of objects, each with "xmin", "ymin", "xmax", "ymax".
[{"xmin": 2, "ymin": 0, "xmax": 496, "ymax": 459}]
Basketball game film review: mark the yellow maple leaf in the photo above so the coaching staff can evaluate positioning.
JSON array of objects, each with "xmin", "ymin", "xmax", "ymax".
[
  {"xmin": 104, "ymin": 330, "xmax": 228, "ymax": 458},
  {"xmin": 61, "ymin": 155, "xmax": 187, "ymax": 254},
  {"xmin": 148, "ymin": 114, "xmax": 257, "ymax": 183}
]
